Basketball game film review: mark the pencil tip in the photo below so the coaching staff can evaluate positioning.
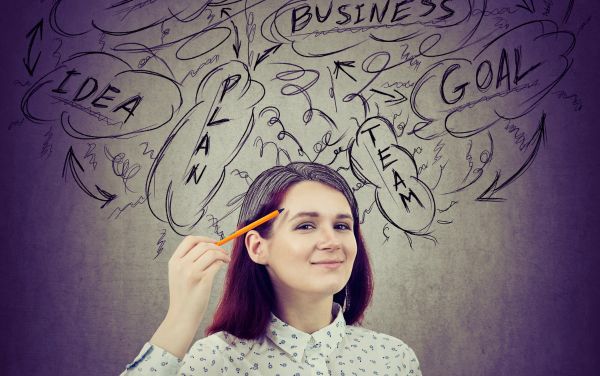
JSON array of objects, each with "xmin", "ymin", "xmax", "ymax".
[{"xmin": 278, "ymin": 208, "xmax": 284, "ymax": 213}]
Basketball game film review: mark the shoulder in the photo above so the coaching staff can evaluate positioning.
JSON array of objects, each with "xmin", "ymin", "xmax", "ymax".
[
  {"xmin": 379, "ymin": 331, "xmax": 418, "ymax": 353},
  {"xmin": 188, "ymin": 331, "xmax": 234, "ymax": 354},
  {"xmin": 347, "ymin": 325, "xmax": 417, "ymax": 349},
  {"xmin": 181, "ymin": 332, "xmax": 234, "ymax": 373},
  {"xmin": 376, "ymin": 331, "xmax": 421, "ymax": 375},
  {"xmin": 188, "ymin": 331, "xmax": 260, "ymax": 359},
  {"xmin": 346, "ymin": 326, "xmax": 422, "ymax": 374}
]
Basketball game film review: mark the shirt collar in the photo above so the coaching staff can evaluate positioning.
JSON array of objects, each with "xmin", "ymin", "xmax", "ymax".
[{"xmin": 266, "ymin": 302, "xmax": 346, "ymax": 363}]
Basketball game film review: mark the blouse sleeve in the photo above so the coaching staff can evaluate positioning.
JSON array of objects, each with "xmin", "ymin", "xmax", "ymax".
[
  {"xmin": 120, "ymin": 338, "xmax": 224, "ymax": 375},
  {"xmin": 120, "ymin": 342, "xmax": 182, "ymax": 375},
  {"xmin": 175, "ymin": 336, "xmax": 225, "ymax": 375}
]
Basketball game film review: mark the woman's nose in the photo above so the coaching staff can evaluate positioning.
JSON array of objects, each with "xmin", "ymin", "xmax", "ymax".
[{"xmin": 317, "ymin": 226, "xmax": 342, "ymax": 249}]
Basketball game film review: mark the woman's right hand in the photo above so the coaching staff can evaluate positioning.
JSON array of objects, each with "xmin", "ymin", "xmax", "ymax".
[{"xmin": 165, "ymin": 235, "xmax": 231, "ymax": 327}]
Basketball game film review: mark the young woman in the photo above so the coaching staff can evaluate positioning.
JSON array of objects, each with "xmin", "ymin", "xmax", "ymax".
[{"xmin": 122, "ymin": 161, "xmax": 422, "ymax": 375}]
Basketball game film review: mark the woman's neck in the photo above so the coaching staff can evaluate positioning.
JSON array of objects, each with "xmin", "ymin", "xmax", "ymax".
[{"xmin": 274, "ymin": 294, "xmax": 335, "ymax": 334}]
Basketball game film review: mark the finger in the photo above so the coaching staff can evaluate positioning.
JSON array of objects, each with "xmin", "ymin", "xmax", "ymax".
[
  {"xmin": 203, "ymin": 259, "xmax": 228, "ymax": 279},
  {"xmin": 172, "ymin": 235, "xmax": 220, "ymax": 259},
  {"xmin": 188, "ymin": 255, "xmax": 228, "ymax": 284},
  {"xmin": 194, "ymin": 243, "xmax": 229, "ymax": 261},
  {"xmin": 192, "ymin": 250, "xmax": 231, "ymax": 274},
  {"xmin": 182, "ymin": 243, "xmax": 229, "ymax": 264}
]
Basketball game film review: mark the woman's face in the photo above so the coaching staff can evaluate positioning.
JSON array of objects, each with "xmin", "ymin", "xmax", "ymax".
[{"xmin": 246, "ymin": 181, "xmax": 358, "ymax": 301}]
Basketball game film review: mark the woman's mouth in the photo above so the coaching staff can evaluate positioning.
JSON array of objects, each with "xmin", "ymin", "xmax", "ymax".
[{"xmin": 311, "ymin": 261, "xmax": 343, "ymax": 269}]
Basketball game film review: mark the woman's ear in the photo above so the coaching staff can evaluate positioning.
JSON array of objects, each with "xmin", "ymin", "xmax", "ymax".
[{"xmin": 245, "ymin": 230, "xmax": 267, "ymax": 265}]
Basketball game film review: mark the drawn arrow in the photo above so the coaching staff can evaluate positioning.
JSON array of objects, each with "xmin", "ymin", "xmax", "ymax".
[
  {"xmin": 232, "ymin": 21, "xmax": 241, "ymax": 58},
  {"xmin": 254, "ymin": 43, "xmax": 283, "ymax": 69},
  {"xmin": 477, "ymin": 113, "xmax": 547, "ymax": 202},
  {"xmin": 23, "ymin": 19, "xmax": 43, "ymax": 76},
  {"xmin": 220, "ymin": 8, "xmax": 241, "ymax": 58},
  {"xmin": 369, "ymin": 88, "xmax": 407, "ymax": 105},
  {"xmin": 333, "ymin": 60, "xmax": 356, "ymax": 81},
  {"xmin": 221, "ymin": 7, "xmax": 242, "ymax": 58},
  {"xmin": 62, "ymin": 147, "xmax": 117, "ymax": 208},
  {"xmin": 516, "ymin": 0, "xmax": 535, "ymax": 14},
  {"xmin": 220, "ymin": 7, "xmax": 232, "ymax": 18}
]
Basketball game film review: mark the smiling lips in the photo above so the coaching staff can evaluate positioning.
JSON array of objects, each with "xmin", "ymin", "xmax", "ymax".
[
  {"xmin": 313, "ymin": 262, "xmax": 343, "ymax": 269},
  {"xmin": 311, "ymin": 260, "xmax": 343, "ymax": 269}
]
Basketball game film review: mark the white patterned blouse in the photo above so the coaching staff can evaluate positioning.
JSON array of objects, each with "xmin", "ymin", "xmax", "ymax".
[{"xmin": 121, "ymin": 302, "xmax": 422, "ymax": 376}]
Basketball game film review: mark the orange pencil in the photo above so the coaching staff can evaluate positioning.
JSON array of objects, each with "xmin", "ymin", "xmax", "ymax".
[{"xmin": 215, "ymin": 208, "xmax": 284, "ymax": 246}]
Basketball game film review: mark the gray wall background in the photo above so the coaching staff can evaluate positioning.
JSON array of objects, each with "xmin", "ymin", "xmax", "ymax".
[{"xmin": 1, "ymin": 1, "xmax": 599, "ymax": 375}]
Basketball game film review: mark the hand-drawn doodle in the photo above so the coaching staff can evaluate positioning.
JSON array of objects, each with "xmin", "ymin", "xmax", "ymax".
[
  {"xmin": 23, "ymin": 19, "xmax": 44, "ymax": 76},
  {"xmin": 22, "ymin": 52, "xmax": 183, "ymax": 139},
  {"xmin": 146, "ymin": 61, "xmax": 264, "ymax": 234},
  {"xmin": 261, "ymin": 0, "xmax": 476, "ymax": 57},
  {"xmin": 13, "ymin": 0, "xmax": 583, "ymax": 250},
  {"xmin": 349, "ymin": 116, "xmax": 435, "ymax": 235}
]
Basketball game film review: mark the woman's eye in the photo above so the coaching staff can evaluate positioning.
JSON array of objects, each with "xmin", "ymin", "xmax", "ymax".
[{"xmin": 296, "ymin": 223, "xmax": 351, "ymax": 230}]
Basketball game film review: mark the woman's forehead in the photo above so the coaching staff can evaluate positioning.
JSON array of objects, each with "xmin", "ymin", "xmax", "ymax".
[
  {"xmin": 274, "ymin": 182, "xmax": 353, "ymax": 222},
  {"xmin": 282, "ymin": 181, "xmax": 347, "ymax": 202}
]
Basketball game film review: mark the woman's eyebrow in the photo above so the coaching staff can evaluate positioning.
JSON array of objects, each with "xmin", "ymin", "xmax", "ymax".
[{"xmin": 287, "ymin": 211, "xmax": 353, "ymax": 222}]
